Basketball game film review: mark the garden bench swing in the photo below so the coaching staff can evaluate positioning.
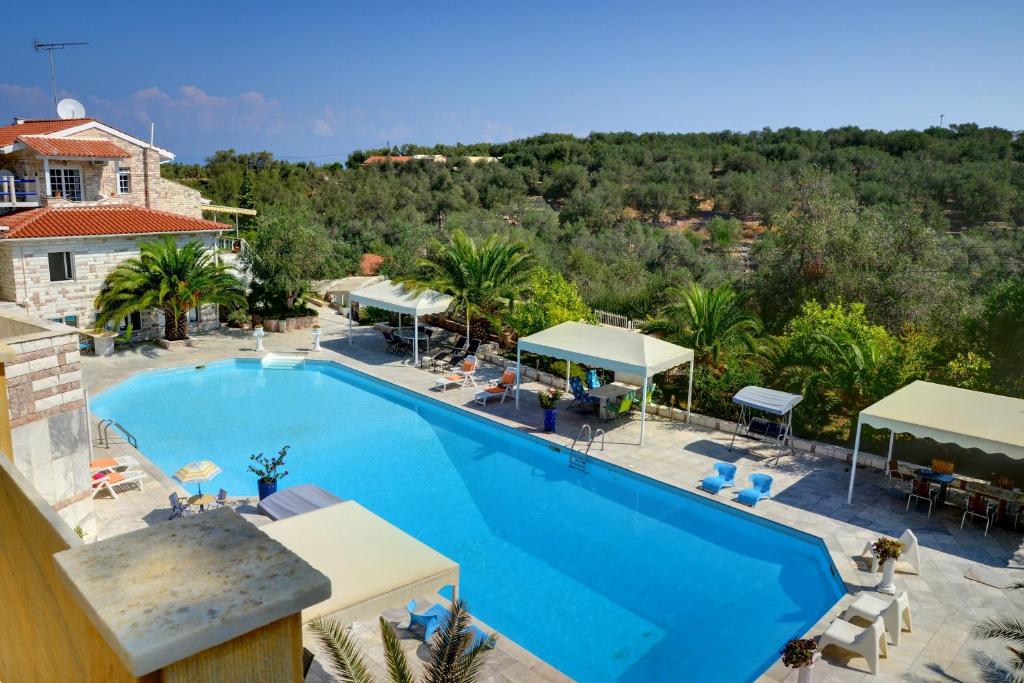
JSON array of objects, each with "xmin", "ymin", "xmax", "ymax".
[{"xmin": 727, "ymin": 386, "xmax": 803, "ymax": 465}]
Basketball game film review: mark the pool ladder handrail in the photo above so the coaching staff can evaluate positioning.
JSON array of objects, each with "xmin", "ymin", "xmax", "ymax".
[
  {"xmin": 98, "ymin": 418, "xmax": 138, "ymax": 449},
  {"xmin": 569, "ymin": 424, "xmax": 604, "ymax": 471}
]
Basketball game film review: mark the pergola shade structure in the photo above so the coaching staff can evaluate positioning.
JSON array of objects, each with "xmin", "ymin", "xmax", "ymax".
[
  {"xmin": 847, "ymin": 380, "xmax": 1024, "ymax": 503},
  {"xmin": 515, "ymin": 321, "xmax": 695, "ymax": 444},
  {"xmin": 347, "ymin": 279, "xmax": 453, "ymax": 364}
]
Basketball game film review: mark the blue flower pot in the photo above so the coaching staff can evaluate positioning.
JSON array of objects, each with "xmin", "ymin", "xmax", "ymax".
[
  {"xmin": 543, "ymin": 408, "xmax": 557, "ymax": 433},
  {"xmin": 257, "ymin": 479, "xmax": 278, "ymax": 500}
]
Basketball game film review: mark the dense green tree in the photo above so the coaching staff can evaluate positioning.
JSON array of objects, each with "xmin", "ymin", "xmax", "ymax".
[
  {"xmin": 506, "ymin": 269, "xmax": 595, "ymax": 338},
  {"xmin": 95, "ymin": 238, "xmax": 245, "ymax": 341}
]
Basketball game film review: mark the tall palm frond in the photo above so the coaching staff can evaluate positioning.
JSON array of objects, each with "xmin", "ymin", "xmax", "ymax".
[
  {"xmin": 307, "ymin": 599, "xmax": 496, "ymax": 683},
  {"xmin": 307, "ymin": 616, "xmax": 375, "ymax": 683},
  {"xmin": 397, "ymin": 230, "xmax": 534, "ymax": 338},
  {"xmin": 94, "ymin": 237, "xmax": 245, "ymax": 341},
  {"xmin": 644, "ymin": 284, "xmax": 763, "ymax": 370},
  {"xmin": 973, "ymin": 616, "xmax": 1024, "ymax": 674}
]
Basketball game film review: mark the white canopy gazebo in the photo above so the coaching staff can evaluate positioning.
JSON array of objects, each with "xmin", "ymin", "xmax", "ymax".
[
  {"xmin": 515, "ymin": 321, "xmax": 695, "ymax": 444},
  {"xmin": 847, "ymin": 380, "xmax": 1024, "ymax": 503},
  {"xmin": 347, "ymin": 279, "xmax": 453, "ymax": 365},
  {"xmin": 311, "ymin": 276, "xmax": 383, "ymax": 306}
]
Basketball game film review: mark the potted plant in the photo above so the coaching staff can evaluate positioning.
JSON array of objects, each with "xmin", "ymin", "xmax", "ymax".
[
  {"xmin": 538, "ymin": 388, "xmax": 562, "ymax": 433},
  {"xmin": 872, "ymin": 536, "xmax": 903, "ymax": 595},
  {"xmin": 781, "ymin": 638, "xmax": 820, "ymax": 683},
  {"xmin": 248, "ymin": 445, "xmax": 291, "ymax": 500}
]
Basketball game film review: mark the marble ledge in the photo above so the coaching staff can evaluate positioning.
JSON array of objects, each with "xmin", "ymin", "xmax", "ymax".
[{"xmin": 54, "ymin": 507, "xmax": 331, "ymax": 676}]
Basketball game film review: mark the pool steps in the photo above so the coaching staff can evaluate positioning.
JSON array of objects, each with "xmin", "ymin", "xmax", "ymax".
[{"xmin": 261, "ymin": 353, "xmax": 308, "ymax": 369}]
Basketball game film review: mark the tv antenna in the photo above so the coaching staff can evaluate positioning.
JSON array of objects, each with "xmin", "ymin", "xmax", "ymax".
[
  {"xmin": 33, "ymin": 40, "xmax": 88, "ymax": 115},
  {"xmin": 939, "ymin": 114, "xmax": 945, "ymax": 128}
]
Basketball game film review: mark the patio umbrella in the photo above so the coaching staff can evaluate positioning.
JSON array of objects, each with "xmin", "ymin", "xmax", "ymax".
[{"xmin": 173, "ymin": 460, "xmax": 222, "ymax": 494}]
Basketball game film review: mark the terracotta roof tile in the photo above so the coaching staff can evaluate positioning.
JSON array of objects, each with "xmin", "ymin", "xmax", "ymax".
[
  {"xmin": 0, "ymin": 119, "xmax": 92, "ymax": 147},
  {"xmin": 361, "ymin": 155, "xmax": 412, "ymax": 165},
  {"xmin": 17, "ymin": 135, "xmax": 130, "ymax": 159},
  {"xmin": 0, "ymin": 206, "xmax": 229, "ymax": 239}
]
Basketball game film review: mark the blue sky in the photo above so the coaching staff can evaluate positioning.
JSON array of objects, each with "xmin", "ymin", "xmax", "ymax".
[{"xmin": 4, "ymin": 1, "xmax": 1022, "ymax": 162}]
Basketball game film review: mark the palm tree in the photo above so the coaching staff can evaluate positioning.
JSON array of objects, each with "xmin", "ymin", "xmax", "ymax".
[
  {"xmin": 777, "ymin": 329, "xmax": 889, "ymax": 440},
  {"xmin": 644, "ymin": 283, "xmax": 763, "ymax": 371},
  {"xmin": 972, "ymin": 582, "xmax": 1024, "ymax": 681},
  {"xmin": 398, "ymin": 230, "xmax": 534, "ymax": 339},
  {"xmin": 307, "ymin": 599, "xmax": 495, "ymax": 683},
  {"xmin": 95, "ymin": 237, "xmax": 245, "ymax": 341}
]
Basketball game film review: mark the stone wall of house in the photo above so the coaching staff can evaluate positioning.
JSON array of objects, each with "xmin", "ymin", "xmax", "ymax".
[
  {"xmin": 0, "ymin": 127, "xmax": 203, "ymax": 218},
  {"xmin": 0, "ymin": 233, "xmax": 220, "ymax": 337},
  {"xmin": 1, "ymin": 314, "xmax": 94, "ymax": 534}
]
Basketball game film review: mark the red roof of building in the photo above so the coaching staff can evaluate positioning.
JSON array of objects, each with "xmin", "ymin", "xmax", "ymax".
[
  {"xmin": 360, "ymin": 253, "xmax": 384, "ymax": 275},
  {"xmin": 17, "ymin": 135, "xmax": 130, "ymax": 159},
  {"xmin": 0, "ymin": 206, "xmax": 229, "ymax": 239},
  {"xmin": 361, "ymin": 155, "xmax": 412, "ymax": 165},
  {"xmin": 0, "ymin": 119, "xmax": 93, "ymax": 147}
]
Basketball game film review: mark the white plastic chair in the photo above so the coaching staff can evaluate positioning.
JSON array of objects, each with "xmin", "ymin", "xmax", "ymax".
[
  {"xmin": 861, "ymin": 529, "xmax": 921, "ymax": 575},
  {"xmin": 818, "ymin": 615, "xmax": 888, "ymax": 675},
  {"xmin": 843, "ymin": 591, "xmax": 912, "ymax": 646}
]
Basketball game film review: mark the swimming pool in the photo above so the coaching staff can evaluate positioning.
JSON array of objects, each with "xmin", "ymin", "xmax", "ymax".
[{"xmin": 92, "ymin": 359, "xmax": 844, "ymax": 682}]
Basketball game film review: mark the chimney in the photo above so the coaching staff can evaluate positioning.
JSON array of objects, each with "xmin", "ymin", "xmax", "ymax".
[{"xmin": 13, "ymin": 117, "xmax": 26, "ymax": 125}]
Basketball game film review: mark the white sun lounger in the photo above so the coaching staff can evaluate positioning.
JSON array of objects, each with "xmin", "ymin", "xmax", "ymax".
[
  {"xmin": 92, "ymin": 469, "xmax": 146, "ymax": 499},
  {"xmin": 258, "ymin": 484, "xmax": 345, "ymax": 520}
]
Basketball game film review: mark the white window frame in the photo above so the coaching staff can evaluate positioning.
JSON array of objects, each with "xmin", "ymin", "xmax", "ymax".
[
  {"xmin": 117, "ymin": 168, "xmax": 131, "ymax": 194},
  {"xmin": 47, "ymin": 251, "xmax": 75, "ymax": 282},
  {"xmin": 48, "ymin": 167, "xmax": 82, "ymax": 201}
]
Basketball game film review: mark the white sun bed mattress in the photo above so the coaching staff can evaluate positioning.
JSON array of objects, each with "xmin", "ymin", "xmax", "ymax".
[{"xmin": 257, "ymin": 484, "xmax": 344, "ymax": 520}]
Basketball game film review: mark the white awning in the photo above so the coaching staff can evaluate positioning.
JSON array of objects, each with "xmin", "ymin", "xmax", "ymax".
[
  {"xmin": 516, "ymin": 321, "xmax": 695, "ymax": 445},
  {"xmin": 262, "ymin": 501, "xmax": 459, "ymax": 624},
  {"xmin": 348, "ymin": 279, "xmax": 453, "ymax": 316},
  {"xmin": 732, "ymin": 386, "xmax": 803, "ymax": 416},
  {"xmin": 311, "ymin": 276, "xmax": 382, "ymax": 294},
  {"xmin": 517, "ymin": 321, "xmax": 694, "ymax": 377},
  {"xmin": 847, "ymin": 381, "xmax": 1024, "ymax": 502},
  {"xmin": 860, "ymin": 381, "xmax": 1024, "ymax": 459}
]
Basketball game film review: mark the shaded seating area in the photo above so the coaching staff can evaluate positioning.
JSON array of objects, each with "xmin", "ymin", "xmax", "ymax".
[
  {"xmin": 514, "ymin": 321, "xmax": 694, "ymax": 445},
  {"xmin": 846, "ymin": 383, "xmax": 1024, "ymax": 531},
  {"xmin": 348, "ymin": 280, "xmax": 453, "ymax": 365}
]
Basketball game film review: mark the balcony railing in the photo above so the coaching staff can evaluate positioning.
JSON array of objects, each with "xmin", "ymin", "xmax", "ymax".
[{"xmin": 0, "ymin": 176, "xmax": 40, "ymax": 208}]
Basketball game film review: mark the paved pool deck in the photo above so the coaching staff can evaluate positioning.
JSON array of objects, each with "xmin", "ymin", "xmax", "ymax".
[{"xmin": 80, "ymin": 308, "xmax": 1024, "ymax": 683}]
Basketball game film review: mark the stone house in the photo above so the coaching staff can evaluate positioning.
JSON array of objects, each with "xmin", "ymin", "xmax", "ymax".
[{"xmin": 0, "ymin": 116, "xmax": 232, "ymax": 337}]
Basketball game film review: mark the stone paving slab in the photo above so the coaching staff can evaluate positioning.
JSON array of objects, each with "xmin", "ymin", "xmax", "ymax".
[{"xmin": 79, "ymin": 309, "xmax": 1024, "ymax": 682}]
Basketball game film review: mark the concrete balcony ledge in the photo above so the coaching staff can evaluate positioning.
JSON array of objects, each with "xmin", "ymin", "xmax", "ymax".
[{"xmin": 53, "ymin": 507, "xmax": 332, "ymax": 676}]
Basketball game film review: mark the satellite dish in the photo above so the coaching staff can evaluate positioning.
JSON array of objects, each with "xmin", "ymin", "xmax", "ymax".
[{"xmin": 56, "ymin": 98, "xmax": 85, "ymax": 119}]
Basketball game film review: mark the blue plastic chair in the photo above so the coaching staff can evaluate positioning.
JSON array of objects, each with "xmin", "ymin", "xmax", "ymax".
[
  {"xmin": 585, "ymin": 369, "xmax": 602, "ymax": 390},
  {"xmin": 737, "ymin": 474, "xmax": 773, "ymax": 506},
  {"xmin": 407, "ymin": 600, "xmax": 450, "ymax": 641},
  {"xmin": 568, "ymin": 376, "xmax": 598, "ymax": 411},
  {"xmin": 465, "ymin": 624, "xmax": 495, "ymax": 651},
  {"xmin": 700, "ymin": 462, "xmax": 737, "ymax": 494}
]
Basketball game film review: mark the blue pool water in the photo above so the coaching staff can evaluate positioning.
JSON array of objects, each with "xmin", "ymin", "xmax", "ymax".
[{"xmin": 92, "ymin": 359, "xmax": 844, "ymax": 682}]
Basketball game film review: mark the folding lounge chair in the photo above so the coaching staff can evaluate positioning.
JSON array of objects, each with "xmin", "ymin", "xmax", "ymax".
[
  {"xmin": 448, "ymin": 339, "xmax": 481, "ymax": 369},
  {"xmin": 474, "ymin": 367, "xmax": 517, "ymax": 406},
  {"xmin": 168, "ymin": 492, "xmax": 194, "ymax": 519},
  {"xmin": 700, "ymin": 462, "xmax": 737, "ymax": 494},
  {"xmin": 211, "ymin": 488, "xmax": 229, "ymax": 509},
  {"xmin": 427, "ymin": 336, "xmax": 467, "ymax": 371},
  {"xmin": 567, "ymin": 376, "xmax": 599, "ymax": 412},
  {"xmin": 434, "ymin": 356, "xmax": 478, "ymax": 392},
  {"xmin": 407, "ymin": 600, "xmax": 451, "ymax": 641},
  {"xmin": 818, "ymin": 615, "xmax": 888, "ymax": 675},
  {"xmin": 860, "ymin": 528, "xmax": 921, "ymax": 575},
  {"xmin": 843, "ymin": 591, "xmax": 912, "ymax": 646},
  {"xmin": 90, "ymin": 455, "xmax": 140, "ymax": 474},
  {"xmin": 737, "ymin": 473, "xmax": 772, "ymax": 506},
  {"xmin": 92, "ymin": 469, "xmax": 145, "ymax": 499}
]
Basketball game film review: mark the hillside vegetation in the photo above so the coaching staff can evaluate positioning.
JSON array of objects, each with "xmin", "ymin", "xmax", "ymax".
[{"xmin": 163, "ymin": 125, "xmax": 1024, "ymax": 449}]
